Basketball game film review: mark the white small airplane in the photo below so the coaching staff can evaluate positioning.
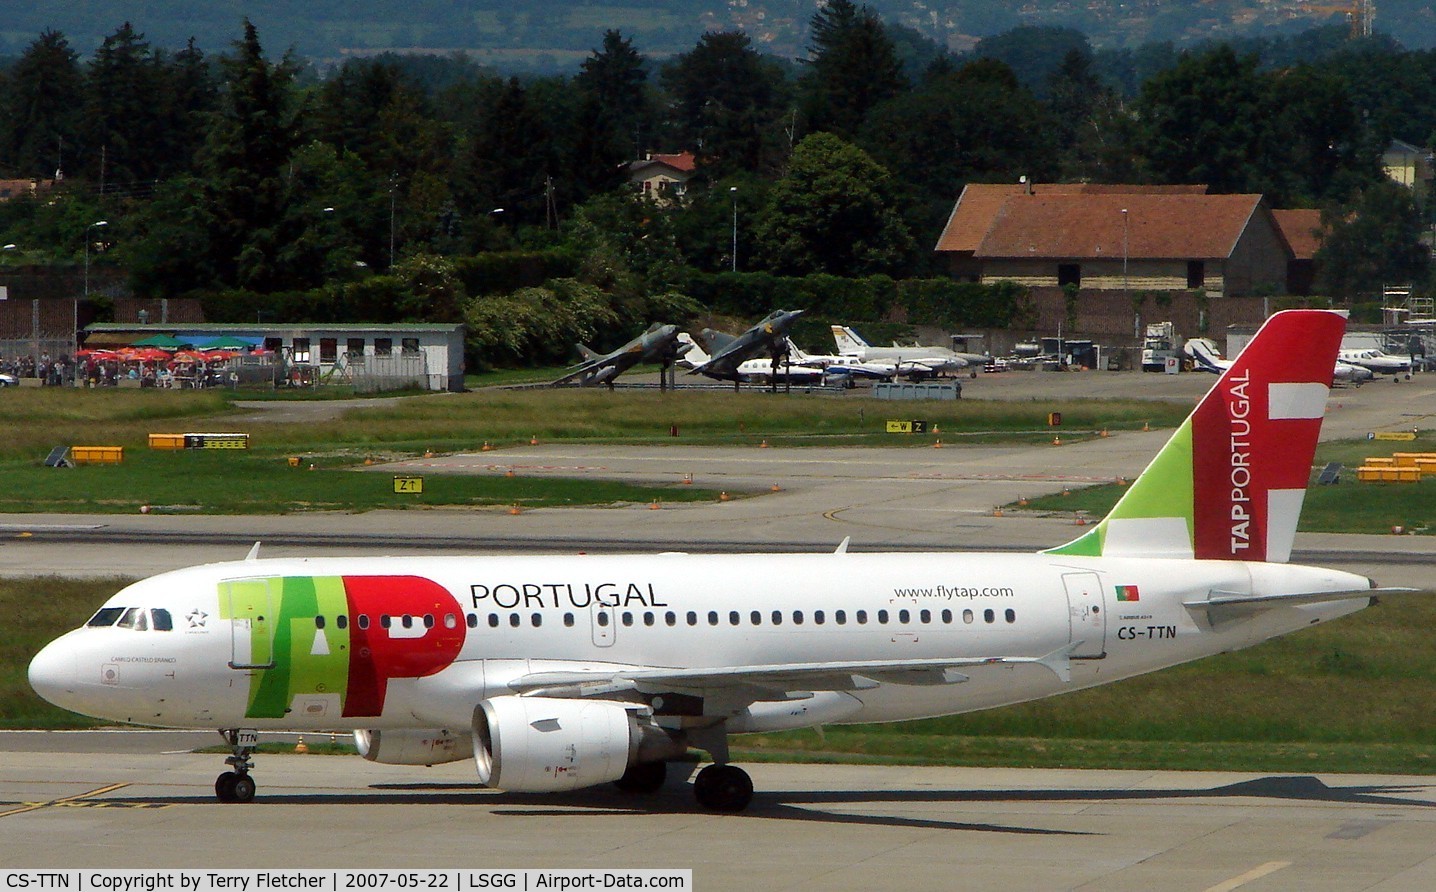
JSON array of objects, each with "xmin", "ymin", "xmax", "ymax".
[
  {"xmin": 676, "ymin": 333, "xmax": 829, "ymax": 384},
  {"xmin": 1187, "ymin": 337, "xmax": 1372, "ymax": 385},
  {"xmin": 1338, "ymin": 348, "xmax": 1412, "ymax": 378},
  {"xmin": 831, "ymin": 325, "xmax": 971, "ymax": 376},
  {"xmin": 30, "ymin": 311, "xmax": 1413, "ymax": 812}
]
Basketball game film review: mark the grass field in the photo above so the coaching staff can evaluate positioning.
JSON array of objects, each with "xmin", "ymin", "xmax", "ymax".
[
  {"xmin": 6, "ymin": 577, "xmax": 1435, "ymax": 773},
  {"xmin": 0, "ymin": 387, "xmax": 1192, "ymax": 514},
  {"xmin": 1022, "ymin": 434, "xmax": 1436, "ymax": 535}
]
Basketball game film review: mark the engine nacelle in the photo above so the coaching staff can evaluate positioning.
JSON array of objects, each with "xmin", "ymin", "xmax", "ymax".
[
  {"xmin": 355, "ymin": 728, "xmax": 472, "ymax": 765},
  {"xmin": 473, "ymin": 696, "xmax": 650, "ymax": 793}
]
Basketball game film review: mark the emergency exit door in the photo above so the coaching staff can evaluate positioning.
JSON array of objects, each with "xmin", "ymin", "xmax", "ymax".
[{"xmin": 1062, "ymin": 572, "xmax": 1106, "ymax": 658}]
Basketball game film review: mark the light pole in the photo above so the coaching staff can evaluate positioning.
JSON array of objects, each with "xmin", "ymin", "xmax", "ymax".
[
  {"xmin": 81, "ymin": 221, "xmax": 107, "ymax": 362},
  {"xmin": 1122, "ymin": 208, "xmax": 1133, "ymax": 341},
  {"xmin": 730, "ymin": 186, "xmax": 738, "ymax": 272}
]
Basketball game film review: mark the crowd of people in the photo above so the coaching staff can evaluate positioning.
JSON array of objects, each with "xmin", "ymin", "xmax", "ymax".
[{"xmin": 1, "ymin": 346, "xmax": 257, "ymax": 388}]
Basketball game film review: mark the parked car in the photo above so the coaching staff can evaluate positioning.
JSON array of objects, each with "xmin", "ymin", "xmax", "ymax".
[{"xmin": 0, "ymin": 372, "xmax": 19, "ymax": 387}]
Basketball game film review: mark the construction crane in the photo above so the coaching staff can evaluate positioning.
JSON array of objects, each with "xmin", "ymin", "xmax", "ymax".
[{"xmin": 1299, "ymin": 0, "xmax": 1374, "ymax": 39}]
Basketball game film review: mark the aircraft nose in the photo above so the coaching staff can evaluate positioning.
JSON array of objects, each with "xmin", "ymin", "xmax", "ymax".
[{"xmin": 28, "ymin": 637, "xmax": 79, "ymax": 710}]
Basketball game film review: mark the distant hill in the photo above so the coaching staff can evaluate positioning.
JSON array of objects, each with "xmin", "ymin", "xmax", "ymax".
[{"xmin": 7, "ymin": 1, "xmax": 1434, "ymax": 69}]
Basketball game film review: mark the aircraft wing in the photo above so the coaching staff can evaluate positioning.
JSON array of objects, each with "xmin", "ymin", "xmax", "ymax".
[
  {"xmin": 1183, "ymin": 586, "xmax": 1420, "ymax": 624},
  {"xmin": 507, "ymin": 645, "xmax": 1079, "ymax": 701}
]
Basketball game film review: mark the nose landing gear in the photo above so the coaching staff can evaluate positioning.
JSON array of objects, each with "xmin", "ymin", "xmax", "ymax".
[{"xmin": 215, "ymin": 729, "xmax": 258, "ymax": 803}]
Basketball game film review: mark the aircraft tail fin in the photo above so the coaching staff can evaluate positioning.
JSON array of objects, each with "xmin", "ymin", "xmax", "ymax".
[
  {"xmin": 699, "ymin": 329, "xmax": 737, "ymax": 354},
  {"xmin": 575, "ymin": 344, "xmax": 601, "ymax": 363},
  {"xmin": 1183, "ymin": 338, "xmax": 1229, "ymax": 374},
  {"xmin": 832, "ymin": 325, "xmax": 868, "ymax": 354},
  {"xmin": 676, "ymin": 332, "xmax": 709, "ymax": 367},
  {"xmin": 1046, "ymin": 310, "xmax": 1347, "ymax": 563}
]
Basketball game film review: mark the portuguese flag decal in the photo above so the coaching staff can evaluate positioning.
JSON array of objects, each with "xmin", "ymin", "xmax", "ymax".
[{"xmin": 1115, "ymin": 585, "xmax": 1140, "ymax": 602}]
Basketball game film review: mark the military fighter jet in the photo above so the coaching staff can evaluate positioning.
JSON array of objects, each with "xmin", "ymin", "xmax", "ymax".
[
  {"xmin": 687, "ymin": 309, "xmax": 805, "ymax": 382},
  {"xmin": 551, "ymin": 323, "xmax": 690, "ymax": 388}
]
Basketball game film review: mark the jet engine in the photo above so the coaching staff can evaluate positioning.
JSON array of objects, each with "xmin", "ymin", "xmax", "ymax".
[
  {"xmin": 354, "ymin": 728, "xmax": 473, "ymax": 766},
  {"xmin": 472, "ymin": 696, "xmax": 683, "ymax": 793}
]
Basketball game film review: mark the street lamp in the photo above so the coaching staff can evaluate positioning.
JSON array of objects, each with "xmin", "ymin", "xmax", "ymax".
[
  {"xmin": 81, "ymin": 221, "xmax": 108, "ymax": 363},
  {"xmin": 730, "ymin": 186, "xmax": 738, "ymax": 272},
  {"xmin": 83, "ymin": 221, "xmax": 108, "ymax": 298}
]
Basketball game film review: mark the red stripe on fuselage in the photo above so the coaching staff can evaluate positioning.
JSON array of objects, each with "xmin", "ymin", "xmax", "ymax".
[{"xmin": 341, "ymin": 575, "xmax": 466, "ymax": 718}]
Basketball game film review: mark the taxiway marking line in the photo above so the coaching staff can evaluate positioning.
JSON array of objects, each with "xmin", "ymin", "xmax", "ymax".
[
  {"xmin": 1201, "ymin": 861, "xmax": 1292, "ymax": 892},
  {"xmin": 0, "ymin": 781, "xmax": 130, "ymax": 818}
]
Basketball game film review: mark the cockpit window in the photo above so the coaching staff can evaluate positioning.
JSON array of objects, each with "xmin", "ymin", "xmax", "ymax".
[
  {"xmin": 116, "ymin": 607, "xmax": 142, "ymax": 629},
  {"xmin": 151, "ymin": 609, "xmax": 173, "ymax": 631},
  {"xmin": 86, "ymin": 607, "xmax": 125, "ymax": 627}
]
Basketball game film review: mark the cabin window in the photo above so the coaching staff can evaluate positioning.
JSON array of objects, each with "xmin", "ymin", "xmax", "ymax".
[
  {"xmin": 877, "ymin": 610, "xmax": 889, "ymax": 624},
  {"xmin": 151, "ymin": 609, "xmax": 173, "ymax": 631},
  {"xmin": 1005, "ymin": 609, "xmax": 1016, "ymax": 623},
  {"xmin": 87, "ymin": 607, "xmax": 125, "ymax": 627},
  {"xmin": 643, "ymin": 611, "xmax": 655, "ymax": 627},
  {"xmin": 380, "ymin": 615, "xmax": 392, "ymax": 629},
  {"xmin": 443, "ymin": 614, "xmax": 455, "ymax": 629},
  {"xmin": 667, "ymin": 611, "xmax": 679, "ymax": 627},
  {"xmin": 941, "ymin": 609, "xmax": 952, "ymax": 624},
  {"xmin": 596, "ymin": 612, "xmax": 610, "ymax": 627},
  {"xmin": 984, "ymin": 609, "xmax": 995, "ymax": 623},
  {"xmin": 814, "ymin": 610, "xmax": 825, "ymax": 625},
  {"xmin": 793, "ymin": 611, "xmax": 804, "ymax": 625},
  {"xmin": 400, "ymin": 615, "xmax": 413, "ymax": 629},
  {"xmin": 425, "ymin": 614, "xmax": 436, "ymax": 629},
  {"xmin": 835, "ymin": 610, "xmax": 847, "ymax": 625},
  {"xmin": 622, "ymin": 612, "xmax": 634, "ymax": 627},
  {"xmin": 467, "ymin": 614, "xmax": 478, "ymax": 628},
  {"xmin": 508, "ymin": 614, "xmax": 521, "ymax": 628},
  {"xmin": 856, "ymin": 610, "xmax": 868, "ymax": 625},
  {"xmin": 488, "ymin": 613, "xmax": 499, "ymax": 628},
  {"xmin": 358, "ymin": 615, "xmax": 370, "ymax": 630},
  {"xmin": 709, "ymin": 611, "xmax": 719, "ymax": 626},
  {"xmin": 920, "ymin": 609, "xmax": 931, "ymax": 624},
  {"xmin": 563, "ymin": 613, "xmax": 575, "ymax": 627},
  {"xmin": 531, "ymin": 613, "xmax": 542, "ymax": 627},
  {"xmin": 685, "ymin": 611, "xmax": 697, "ymax": 626},
  {"xmin": 729, "ymin": 611, "xmax": 740, "ymax": 626},
  {"xmin": 337, "ymin": 615, "xmax": 348, "ymax": 629},
  {"xmin": 315, "ymin": 616, "xmax": 326, "ymax": 630},
  {"xmin": 898, "ymin": 609, "xmax": 910, "ymax": 624},
  {"xmin": 751, "ymin": 611, "xmax": 762, "ymax": 626},
  {"xmin": 117, "ymin": 607, "xmax": 141, "ymax": 629},
  {"xmin": 771, "ymin": 611, "xmax": 783, "ymax": 626}
]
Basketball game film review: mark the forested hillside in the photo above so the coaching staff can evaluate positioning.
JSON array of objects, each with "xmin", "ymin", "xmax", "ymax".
[{"xmin": 6, "ymin": 0, "xmax": 1436, "ymax": 67}]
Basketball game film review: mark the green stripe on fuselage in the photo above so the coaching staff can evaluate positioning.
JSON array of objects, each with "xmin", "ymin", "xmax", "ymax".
[{"xmin": 234, "ymin": 576, "xmax": 351, "ymax": 719}]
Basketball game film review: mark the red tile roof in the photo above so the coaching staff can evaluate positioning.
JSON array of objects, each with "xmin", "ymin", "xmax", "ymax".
[
  {"xmin": 935, "ymin": 182, "xmax": 1208, "ymax": 253},
  {"xmin": 1271, "ymin": 209, "xmax": 1324, "ymax": 260},
  {"xmin": 971, "ymin": 192, "xmax": 1265, "ymax": 261}
]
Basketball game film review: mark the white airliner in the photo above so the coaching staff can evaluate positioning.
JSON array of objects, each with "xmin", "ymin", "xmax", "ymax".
[{"xmin": 30, "ymin": 311, "xmax": 1410, "ymax": 812}]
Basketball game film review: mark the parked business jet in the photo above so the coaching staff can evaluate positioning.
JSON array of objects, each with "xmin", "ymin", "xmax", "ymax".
[
  {"xmin": 675, "ymin": 333, "xmax": 829, "ymax": 385},
  {"xmin": 1338, "ymin": 348, "xmax": 1412, "ymax": 378},
  {"xmin": 1188, "ymin": 337, "xmax": 1373, "ymax": 385},
  {"xmin": 30, "ymin": 311, "xmax": 1407, "ymax": 812},
  {"xmin": 832, "ymin": 325, "xmax": 975, "ymax": 373}
]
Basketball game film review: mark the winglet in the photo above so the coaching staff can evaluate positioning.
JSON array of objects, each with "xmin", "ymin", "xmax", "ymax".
[{"xmin": 244, "ymin": 541, "xmax": 261, "ymax": 561}]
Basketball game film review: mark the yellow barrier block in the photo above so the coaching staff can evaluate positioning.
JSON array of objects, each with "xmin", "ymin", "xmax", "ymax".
[
  {"xmin": 71, "ymin": 446, "xmax": 124, "ymax": 464},
  {"xmin": 1392, "ymin": 452, "xmax": 1436, "ymax": 467},
  {"xmin": 1364, "ymin": 457, "xmax": 1396, "ymax": 467},
  {"xmin": 1415, "ymin": 458, "xmax": 1436, "ymax": 477},
  {"xmin": 148, "ymin": 433, "xmax": 186, "ymax": 450},
  {"xmin": 1356, "ymin": 467, "xmax": 1381, "ymax": 482}
]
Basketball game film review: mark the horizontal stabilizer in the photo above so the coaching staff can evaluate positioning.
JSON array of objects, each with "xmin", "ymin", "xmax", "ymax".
[{"xmin": 1182, "ymin": 586, "xmax": 1419, "ymax": 623}]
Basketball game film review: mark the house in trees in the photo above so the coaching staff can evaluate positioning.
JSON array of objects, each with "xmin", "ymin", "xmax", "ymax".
[
  {"xmin": 626, "ymin": 152, "xmax": 696, "ymax": 205},
  {"xmin": 934, "ymin": 183, "xmax": 1311, "ymax": 297},
  {"xmin": 1271, "ymin": 209, "xmax": 1323, "ymax": 296},
  {"xmin": 1382, "ymin": 139, "xmax": 1433, "ymax": 200}
]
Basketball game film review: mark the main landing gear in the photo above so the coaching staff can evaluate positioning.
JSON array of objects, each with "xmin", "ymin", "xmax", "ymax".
[
  {"xmin": 215, "ymin": 729, "xmax": 258, "ymax": 803},
  {"xmin": 693, "ymin": 764, "xmax": 753, "ymax": 812}
]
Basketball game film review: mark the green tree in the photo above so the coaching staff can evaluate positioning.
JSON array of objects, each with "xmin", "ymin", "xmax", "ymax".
[
  {"xmin": 754, "ymin": 132, "xmax": 913, "ymax": 277},
  {"xmin": 1135, "ymin": 46, "xmax": 1271, "ymax": 193},
  {"xmin": 801, "ymin": 0, "xmax": 906, "ymax": 139},
  {"xmin": 659, "ymin": 31, "xmax": 788, "ymax": 179},
  {"xmin": 575, "ymin": 30, "xmax": 651, "ymax": 160},
  {"xmin": 1, "ymin": 30, "xmax": 83, "ymax": 178},
  {"xmin": 1315, "ymin": 181, "xmax": 1430, "ymax": 299},
  {"xmin": 455, "ymin": 76, "xmax": 555, "ymax": 229},
  {"xmin": 157, "ymin": 38, "xmax": 218, "ymax": 177},
  {"xmin": 82, "ymin": 23, "xmax": 167, "ymax": 186}
]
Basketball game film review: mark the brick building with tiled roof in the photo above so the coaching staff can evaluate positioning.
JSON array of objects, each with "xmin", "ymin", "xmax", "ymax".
[
  {"xmin": 626, "ymin": 152, "xmax": 696, "ymax": 206},
  {"xmin": 936, "ymin": 183, "xmax": 1310, "ymax": 298}
]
